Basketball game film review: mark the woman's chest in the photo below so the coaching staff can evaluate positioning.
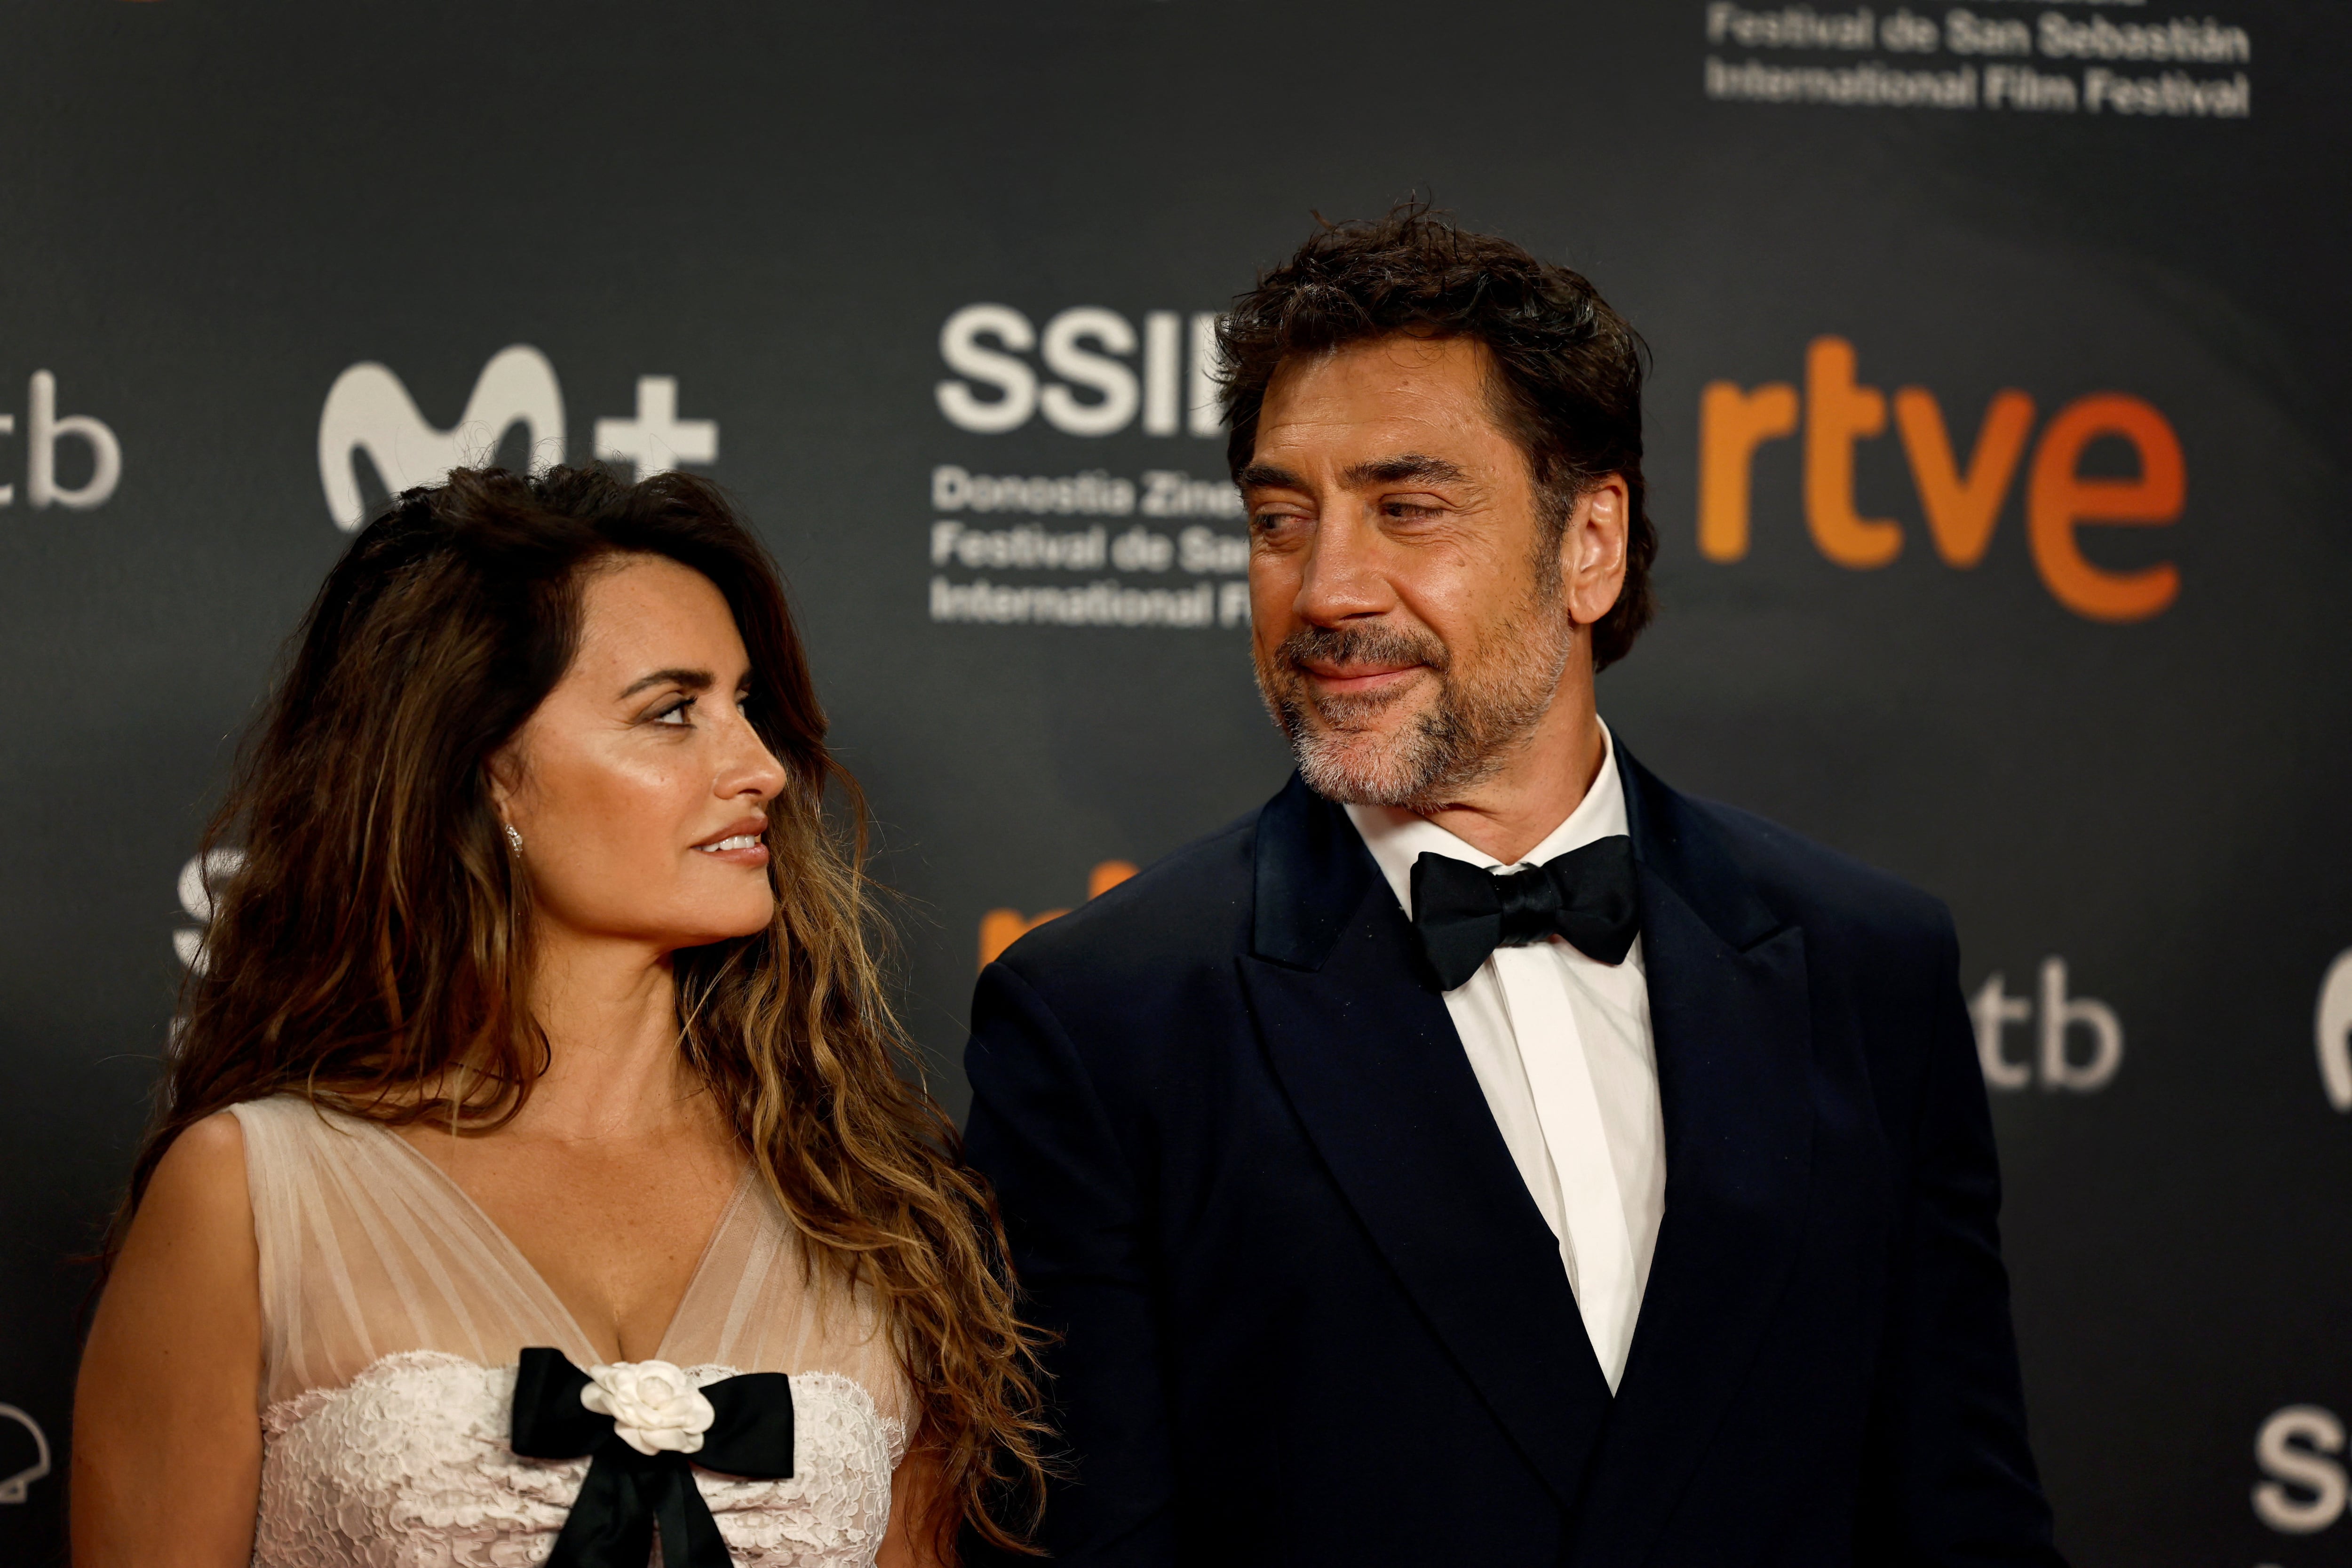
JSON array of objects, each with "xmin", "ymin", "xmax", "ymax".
[
  {"xmin": 394, "ymin": 1130, "xmax": 747, "ymax": 1362},
  {"xmin": 255, "ymin": 1352, "xmax": 903, "ymax": 1568}
]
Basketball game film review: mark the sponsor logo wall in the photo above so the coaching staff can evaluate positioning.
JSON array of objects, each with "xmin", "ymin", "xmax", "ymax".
[{"xmin": 0, "ymin": 4, "xmax": 2344, "ymax": 1564}]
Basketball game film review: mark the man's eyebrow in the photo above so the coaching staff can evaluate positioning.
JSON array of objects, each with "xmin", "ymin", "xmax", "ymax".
[
  {"xmin": 1237, "ymin": 456, "xmax": 1470, "ymax": 492},
  {"xmin": 619, "ymin": 667, "xmax": 715, "ymax": 700},
  {"xmin": 1342, "ymin": 454, "xmax": 1468, "ymax": 488},
  {"xmin": 1236, "ymin": 462, "xmax": 1306, "ymax": 492}
]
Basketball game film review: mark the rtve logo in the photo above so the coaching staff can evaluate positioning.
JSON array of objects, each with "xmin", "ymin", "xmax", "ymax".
[
  {"xmin": 977, "ymin": 860, "xmax": 1140, "ymax": 971},
  {"xmin": 317, "ymin": 346, "xmax": 718, "ymax": 530},
  {"xmin": 935, "ymin": 304, "xmax": 1224, "ymax": 438},
  {"xmin": 1969, "ymin": 958, "xmax": 2122, "ymax": 1092},
  {"xmin": 1700, "ymin": 337, "xmax": 2185, "ymax": 621}
]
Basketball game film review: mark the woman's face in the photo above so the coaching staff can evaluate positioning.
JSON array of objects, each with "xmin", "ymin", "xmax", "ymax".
[{"xmin": 493, "ymin": 554, "xmax": 788, "ymax": 955}]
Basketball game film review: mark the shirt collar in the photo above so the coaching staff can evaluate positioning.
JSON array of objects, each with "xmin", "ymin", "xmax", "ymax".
[{"xmin": 1344, "ymin": 720, "xmax": 1629, "ymax": 917}]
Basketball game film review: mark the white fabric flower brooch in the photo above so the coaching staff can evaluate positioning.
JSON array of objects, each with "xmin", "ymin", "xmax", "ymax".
[
  {"xmin": 578, "ymin": 1360, "xmax": 718, "ymax": 1457},
  {"xmin": 513, "ymin": 1346, "xmax": 796, "ymax": 1566}
]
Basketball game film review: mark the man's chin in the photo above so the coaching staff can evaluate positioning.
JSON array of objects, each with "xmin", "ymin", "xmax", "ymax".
[
  {"xmin": 1289, "ymin": 726, "xmax": 1438, "ymax": 809},
  {"xmin": 1260, "ymin": 675, "xmax": 1451, "ymax": 804}
]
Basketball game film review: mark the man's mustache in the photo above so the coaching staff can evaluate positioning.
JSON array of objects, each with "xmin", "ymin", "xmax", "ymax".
[{"xmin": 1273, "ymin": 622, "xmax": 1450, "ymax": 677}]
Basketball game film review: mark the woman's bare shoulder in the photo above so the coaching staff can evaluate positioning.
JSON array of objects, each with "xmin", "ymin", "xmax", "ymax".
[
  {"xmin": 132, "ymin": 1111, "xmax": 253, "ymax": 1245},
  {"xmin": 75, "ymin": 1111, "xmax": 266, "ymax": 1568}
]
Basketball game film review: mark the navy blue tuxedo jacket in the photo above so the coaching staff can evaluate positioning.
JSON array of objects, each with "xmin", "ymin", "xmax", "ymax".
[{"xmin": 962, "ymin": 748, "xmax": 2062, "ymax": 1566}]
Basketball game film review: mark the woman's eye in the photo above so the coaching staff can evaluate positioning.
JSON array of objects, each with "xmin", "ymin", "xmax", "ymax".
[{"xmin": 652, "ymin": 698, "xmax": 696, "ymax": 726}]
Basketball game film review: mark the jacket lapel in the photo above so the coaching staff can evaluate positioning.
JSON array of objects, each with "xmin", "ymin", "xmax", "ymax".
[
  {"xmin": 1565, "ymin": 748, "xmax": 1817, "ymax": 1566},
  {"xmin": 1240, "ymin": 774, "xmax": 1613, "ymax": 1512}
]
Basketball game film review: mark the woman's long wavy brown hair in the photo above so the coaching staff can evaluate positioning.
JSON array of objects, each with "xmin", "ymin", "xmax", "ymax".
[{"xmin": 113, "ymin": 464, "xmax": 1048, "ymax": 1557}]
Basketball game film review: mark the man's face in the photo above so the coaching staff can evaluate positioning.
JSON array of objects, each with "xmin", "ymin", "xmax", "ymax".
[{"xmin": 1240, "ymin": 333, "xmax": 1582, "ymax": 810}]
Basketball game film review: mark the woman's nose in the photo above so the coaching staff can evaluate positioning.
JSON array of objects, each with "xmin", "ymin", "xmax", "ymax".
[{"xmin": 717, "ymin": 708, "xmax": 789, "ymax": 800}]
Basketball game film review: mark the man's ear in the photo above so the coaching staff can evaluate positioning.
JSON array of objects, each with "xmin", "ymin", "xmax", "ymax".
[{"xmin": 1562, "ymin": 475, "xmax": 1631, "ymax": 627}]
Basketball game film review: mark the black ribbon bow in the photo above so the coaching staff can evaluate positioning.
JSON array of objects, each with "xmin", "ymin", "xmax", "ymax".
[
  {"xmin": 1409, "ymin": 835, "xmax": 1640, "ymax": 990},
  {"xmin": 510, "ymin": 1347, "xmax": 795, "ymax": 1568}
]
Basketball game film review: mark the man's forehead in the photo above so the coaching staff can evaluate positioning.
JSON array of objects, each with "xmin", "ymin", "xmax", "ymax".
[
  {"xmin": 1250, "ymin": 334, "xmax": 1512, "ymax": 480},
  {"xmin": 1262, "ymin": 332, "xmax": 1492, "ymax": 406}
]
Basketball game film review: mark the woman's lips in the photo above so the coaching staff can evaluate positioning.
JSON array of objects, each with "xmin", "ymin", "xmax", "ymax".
[
  {"xmin": 691, "ymin": 818, "xmax": 770, "ymax": 867},
  {"xmin": 693, "ymin": 836, "xmax": 770, "ymax": 868}
]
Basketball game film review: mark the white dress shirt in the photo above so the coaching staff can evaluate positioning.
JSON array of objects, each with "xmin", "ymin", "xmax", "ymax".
[{"xmin": 1344, "ymin": 723, "xmax": 1664, "ymax": 1392}]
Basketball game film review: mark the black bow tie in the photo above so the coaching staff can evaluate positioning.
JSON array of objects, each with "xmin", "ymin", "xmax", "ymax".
[
  {"xmin": 511, "ymin": 1347, "xmax": 795, "ymax": 1568},
  {"xmin": 1409, "ymin": 835, "xmax": 1640, "ymax": 990}
]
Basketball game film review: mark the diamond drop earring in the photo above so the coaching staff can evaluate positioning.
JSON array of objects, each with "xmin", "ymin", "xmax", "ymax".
[{"xmin": 504, "ymin": 823, "xmax": 524, "ymax": 855}]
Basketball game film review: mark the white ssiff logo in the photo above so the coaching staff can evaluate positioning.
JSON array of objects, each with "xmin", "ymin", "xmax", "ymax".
[
  {"xmin": 936, "ymin": 304, "xmax": 1223, "ymax": 438},
  {"xmin": 2255, "ymin": 1402, "xmax": 2346, "ymax": 1537},
  {"xmin": 317, "ymin": 345, "xmax": 717, "ymax": 528}
]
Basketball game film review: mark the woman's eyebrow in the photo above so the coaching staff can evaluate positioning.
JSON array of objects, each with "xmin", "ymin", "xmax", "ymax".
[{"xmin": 618, "ymin": 666, "xmax": 714, "ymax": 700}]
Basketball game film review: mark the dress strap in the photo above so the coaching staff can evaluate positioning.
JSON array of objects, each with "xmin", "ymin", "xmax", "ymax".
[
  {"xmin": 228, "ymin": 1097, "xmax": 348, "ymax": 1404},
  {"xmin": 225, "ymin": 1095, "xmax": 599, "ymax": 1408}
]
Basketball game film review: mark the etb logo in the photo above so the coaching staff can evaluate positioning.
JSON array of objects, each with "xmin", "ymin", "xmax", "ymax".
[
  {"xmin": 0, "ymin": 372, "xmax": 119, "ymax": 511},
  {"xmin": 936, "ymin": 304, "xmax": 1223, "ymax": 438},
  {"xmin": 1969, "ymin": 958, "xmax": 2122, "ymax": 1092}
]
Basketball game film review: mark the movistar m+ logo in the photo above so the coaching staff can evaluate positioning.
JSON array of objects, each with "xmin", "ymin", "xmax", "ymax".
[{"xmin": 317, "ymin": 346, "xmax": 719, "ymax": 530}]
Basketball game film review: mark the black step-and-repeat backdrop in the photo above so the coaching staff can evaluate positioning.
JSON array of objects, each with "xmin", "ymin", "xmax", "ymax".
[{"xmin": 2, "ymin": 3, "xmax": 2346, "ymax": 1562}]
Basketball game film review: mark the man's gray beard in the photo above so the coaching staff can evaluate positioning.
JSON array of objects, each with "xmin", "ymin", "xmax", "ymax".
[{"xmin": 1254, "ymin": 602, "xmax": 1576, "ymax": 812}]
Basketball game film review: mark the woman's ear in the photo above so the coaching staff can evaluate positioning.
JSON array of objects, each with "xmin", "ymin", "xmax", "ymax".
[{"xmin": 484, "ymin": 743, "xmax": 522, "ymax": 827}]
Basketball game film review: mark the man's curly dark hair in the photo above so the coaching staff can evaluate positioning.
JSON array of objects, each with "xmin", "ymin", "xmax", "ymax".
[{"xmin": 1217, "ymin": 205, "xmax": 1656, "ymax": 670}]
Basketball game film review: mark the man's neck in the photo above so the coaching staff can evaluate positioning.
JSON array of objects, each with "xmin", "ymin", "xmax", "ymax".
[{"xmin": 1410, "ymin": 692, "xmax": 1605, "ymax": 866}]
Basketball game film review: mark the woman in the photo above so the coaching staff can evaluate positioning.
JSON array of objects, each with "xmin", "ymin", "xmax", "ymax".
[{"xmin": 73, "ymin": 466, "xmax": 1046, "ymax": 1567}]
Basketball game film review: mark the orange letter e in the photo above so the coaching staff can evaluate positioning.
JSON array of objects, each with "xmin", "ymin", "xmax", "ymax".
[{"xmin": 2026, "ymin": 394, "xmax": 2184, "ymax": 622}]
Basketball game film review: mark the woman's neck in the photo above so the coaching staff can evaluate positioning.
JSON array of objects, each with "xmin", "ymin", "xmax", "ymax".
[{"xmin": 511, "ymin": 926, "xmax": 705, "ymax": 1145}]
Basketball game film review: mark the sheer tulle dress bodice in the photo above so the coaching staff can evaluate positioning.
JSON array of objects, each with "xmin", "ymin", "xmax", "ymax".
[{"xmin": 228, "ymin": 1095, "xmax": 917, "ymax": 1568}]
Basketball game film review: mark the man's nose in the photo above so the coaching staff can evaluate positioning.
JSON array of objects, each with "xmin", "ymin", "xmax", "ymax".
[{"xmin": 1293, "ymin": 511, "xmax": 1392, "ymax": 626}]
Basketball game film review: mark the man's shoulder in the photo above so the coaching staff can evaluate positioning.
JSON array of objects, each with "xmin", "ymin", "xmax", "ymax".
[
  {"xmin": 991, "ymin": 806, "xmax": 1261, "ymax": 995},
  {"xmin": 1671, "ymin": 787, "xmax": 1954, "ymax": 958}
]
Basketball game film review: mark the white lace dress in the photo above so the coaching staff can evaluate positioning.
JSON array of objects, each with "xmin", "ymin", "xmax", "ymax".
[{"xmin": 228, "ymin": 1095, "xmax": 917, "ymax": 1568}]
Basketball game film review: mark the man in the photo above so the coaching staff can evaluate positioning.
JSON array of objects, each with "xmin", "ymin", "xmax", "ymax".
[{"xmin": 963, "ymin": 210, "xmax": 2062, "ymax": 1566}]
